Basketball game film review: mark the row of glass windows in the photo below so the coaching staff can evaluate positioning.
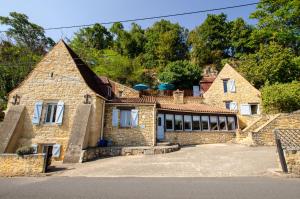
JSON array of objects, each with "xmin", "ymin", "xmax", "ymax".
[{"xmin": 164, "ymin": 114, "xmax": 236, "ymax": 131}]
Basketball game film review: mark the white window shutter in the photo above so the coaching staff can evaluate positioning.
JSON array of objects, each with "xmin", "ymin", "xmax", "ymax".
[
  {"xmin": 230, "ymin": 102, "xmax": 238, "ymax": 111},
  {"xmin": 55, "ymin": 101, "xmax": 64, "ymax": 125},
  {"xmin": 52, "ymin": 144, "xmax": 61, "ymax": 158},
  {"xmin": 32, "ymin": 101, "xmax": 43, "ymax": 125},
  {"xmin": 131, "ymin": 109, "xmax": 139, "ymax": 127},
  {"xmin": 112, "ymin": 109, "xmax": 119, "ymax": 127},
  {"xmin": 240, "ymin": 104, "xmax": 251, "ymax": 115},
  {"xmin": 229, "ymin": 79, "xmax": 236, "ymax": 92},
  {"xmin": 31, "ymin": 144, "xmax": 38, "ymax": 154}
]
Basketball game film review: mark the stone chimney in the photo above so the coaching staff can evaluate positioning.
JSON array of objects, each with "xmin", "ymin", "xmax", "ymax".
[{"xmin": 173, "ymin": 89, "xmax": 184, "ymax": 104}]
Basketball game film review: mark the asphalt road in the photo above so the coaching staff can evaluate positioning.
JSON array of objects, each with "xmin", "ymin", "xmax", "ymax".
[{"xmin": 0, "ymin": 177, "xmax": 299, "ymax": 199}]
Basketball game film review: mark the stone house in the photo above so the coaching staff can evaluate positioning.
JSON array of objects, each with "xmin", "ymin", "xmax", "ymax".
[
  {"xmin": 0, "ymin": 40, "xmax": 238, "ymax": 163},
  {"xmin": 204, "ymin": 64, "xmax": 262, "ymax": 127}
]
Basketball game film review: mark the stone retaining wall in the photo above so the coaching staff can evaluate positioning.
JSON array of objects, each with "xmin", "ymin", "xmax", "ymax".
[
  {"xmin": 285, "ymin": 151, "xmax": 300, "ymax": 175},
  {"xmin": 0, "ymin": 154, "xmax": 46, "ymax": 177},
  {"xmin": 165, "ymin": 131, "xmax": 236, "ymax": 146},
  {"xmin": 80, "ymin": 145, "xmax": 179, "ymax": 162}
]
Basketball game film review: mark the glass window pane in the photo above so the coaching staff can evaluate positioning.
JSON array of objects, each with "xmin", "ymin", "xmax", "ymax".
[
  {"xmin": 174, "ymin": 115, "xmax": 183, "ymax": 131},
  {"xmin": 166, "ymin": 114, "xmax": 174, "ymax": 130},
  {"xmin": 184, "ymin": 115, "xmax": 192, "ymax": 130},
  {"xmin": 201, "ymin": 116, "xmax": 209, "ymax": 130},
  {"xmin": 120, "ymin": 110, "xmax": 131, "ymax": 127},
  {"xmin": 210, "ymin": 116, "xmax": 219, "ymax": 130},
  {"xmin": 219, "ymin": 116, "xmax": 227, "ymax": 130},
  {"xmin": 51, "ymin": 105, "xmax": 57, "ymax": 123},
  {"xmin": 45, "ymin": 105, "xmax": 52, "ymax": 123},
  {"xmin": 192, "ymin": 116, "xmax": 200, "ymax": 130},
  {"xmin": 223, "ymin": 80, "xmax": 228, "ymax": 93},
  {"xmin": 227, "ymin": 117, "xmax": 236, "ymax": 130}
]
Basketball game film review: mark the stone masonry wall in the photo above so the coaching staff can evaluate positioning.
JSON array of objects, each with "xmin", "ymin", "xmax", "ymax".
[
  {"xmin": 252, "ymin": 112, "xmax": 300, "ymax": 146},
  {"xmin": 7, "ymin": 41, "xmax": 105, "ymax": 160},
  {"xmin": 165, "ymin": 131, "xmax": 236, "ymax": 146},
  {"xmin": 103, "ymin": 104, "xmax": 156, "ymax": 146},
  {"xmin": 285, "ymin": 151, "xmax": 300, "ymax": 175},
  {"xmin": 110, "ymin": 80, "xmax": 140, "ymax": 98},
  {"xmin": 0, "ymin": 154, "xmax": 45, "ymax": 177},
  {"xmin": 204, "ymin": 64, "xmax": 261, "ymax": 127}
]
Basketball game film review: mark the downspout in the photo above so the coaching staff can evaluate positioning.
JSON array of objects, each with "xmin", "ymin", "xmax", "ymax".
[
  {"xmin": 100, "ymin": 100, "xmax": 105, "ymax": 140},
  {"xmin": 153, "ymin": 104, "xmax": 157, "ymax": 146}
]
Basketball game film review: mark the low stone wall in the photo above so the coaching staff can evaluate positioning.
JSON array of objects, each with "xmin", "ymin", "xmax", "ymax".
[
  {"xmin": 80, "ymin": 145, "xmax": 179, "ymax": 162},
  {"xmin": 0, "ymin": 154, "xmax": 46, "ymax": 177},
  {"xmin": 252, "ymin": 112, "xmax": 300, "ymax": 146},
  {"xmin": 285, "ymin": 151, "xmax": 300, "ymax": 175},
  {"xmin": 165, "ymin": 131, "xmax": 236, "ymax": 146}
]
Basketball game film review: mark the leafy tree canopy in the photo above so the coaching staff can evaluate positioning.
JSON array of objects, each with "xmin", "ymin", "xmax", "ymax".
[{"xmin": 158, "ymin": 60, "xmax": 202, "ymax": 89}]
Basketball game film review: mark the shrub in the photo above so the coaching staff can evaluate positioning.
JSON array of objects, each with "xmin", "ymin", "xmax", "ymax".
[
  {"xmin": 261, "ymin": 81, "xmax": 300, "ymax": 113},
  {"xmin": 16, "ymin": 146, "xmax": 35, "ymax": 156}
]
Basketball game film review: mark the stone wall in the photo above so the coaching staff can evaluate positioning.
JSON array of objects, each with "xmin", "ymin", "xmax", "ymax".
[
  {"xmin": 252, "ymin": 112, "xmax": 300, "ymax": 146},
  {"xmin": 154, "ymin": 96, "xmax": 204, "ymax": 104},
  {"xmin": 204, "ymin": 64, "xmax": 261, "ymax": 126},
  {"xmin": 285, "ymin": 151, "xmax": 300, "ymax": 175},
  {"xmin": 0, "ymin": 154, "xmax": 46, "ymax": 177},
  {"xmin": 110, "ymin": 80, "xmax": 140, "ymax": 98},
  {"xmin": 165, "ymin": 131, "xmax": 236, "ymax": 145},
  {"xmin": 80, "ymin": 145, "xmax": 179, "ymax": 162},
  {"xmin": 6, "ymin": 41, "xmax": 105, "ymax": 160},
  {"xmin": 103, "ymin": 104, "xmax": 156, "ymax": 146}
]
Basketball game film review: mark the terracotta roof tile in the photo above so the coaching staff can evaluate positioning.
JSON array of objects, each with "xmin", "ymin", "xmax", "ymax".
[
  {"xmin": 200, "ymin": 76, "xmax": 216, "ymax": 93},
  {"xmin": 109, "ymin": 96, "xmax": 157, "ymax": 104},
  {"xmin": 157, "ymin": 103, "xmax": 235, "ymax": 114}
]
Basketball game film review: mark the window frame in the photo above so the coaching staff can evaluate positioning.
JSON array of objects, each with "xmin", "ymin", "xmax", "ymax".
[
  {"xmin": 201, "ymin": 115, "xmax": 210, "ymax": 131},
  {"xmin": 184, "ymin": 115, "xmax": 192, "ymax": 131},
  {"xmin": 44, "ymin": 103, "xmax": 58, "ymax": 124},
  {"xmin": 174, "ymin": 115, "xmax": 183, "ymax": 131},
  {"xmin": 223, "ymin": 79, "xmax": 228, "ymax": 93},
  {"xmin": 250, "ymin": 104, "xmax": 259, "ymax": 115},
  {"xmin": 120, "ymin": 110, "xmax": 132, "ymax": 128},
  {"xmin": 165, "ymin": 114, "xmax": 174, "ymax": 131},
  {"xmin": 192, "ymin": 115, "xmax": 201, "ymax": 131},
  {"xmin": 227, "ymin": 116, "xmax": 236, "ymax": 130},
  {"xmin": 219, "ymin": 116, "xmax": 227, "ymax": 131},
  {"xmin": 209, "ymin": 116, "xmax": 219, "ymax": 131}
]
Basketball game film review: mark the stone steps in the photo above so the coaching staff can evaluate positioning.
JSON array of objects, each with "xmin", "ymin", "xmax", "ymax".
[{"xmin": 156, "ymin": 141, "xmax": 171, "ymax": 146}]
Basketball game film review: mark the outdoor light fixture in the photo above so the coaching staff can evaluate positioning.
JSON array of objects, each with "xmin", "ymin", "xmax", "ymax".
[
  {"xmin": 12, "ymin": 94, "xmax": 20, "ymax": 105},
  {"xmin": 83, "ymin": 94, "xmax": 91, "ymax": 104}
]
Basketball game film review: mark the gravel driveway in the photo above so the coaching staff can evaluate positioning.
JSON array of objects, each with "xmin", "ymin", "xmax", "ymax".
[{"xmin": 53, "ymin": 144, "xmax": 278, "ymax": 177}]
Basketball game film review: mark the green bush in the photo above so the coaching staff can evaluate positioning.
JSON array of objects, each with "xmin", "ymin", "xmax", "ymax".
[
  {"xmin": 16, "ymin": 146, "xmax": 35, "ymax": 156},
  {"xmin": 261, "ymin": 81, "xmax": 300, "ymax": 113}
]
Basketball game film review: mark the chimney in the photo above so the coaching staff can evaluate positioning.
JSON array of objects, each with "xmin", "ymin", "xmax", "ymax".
[{"xmin": 173, "ymin": 89, "xmax": 184, "ymax": 104}]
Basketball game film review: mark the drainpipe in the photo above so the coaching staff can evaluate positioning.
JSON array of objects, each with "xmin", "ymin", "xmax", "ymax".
[
  {"xmin": 100, "ymin": 100, "xmax": 105, "ymax": 140},
  {"xmin": 153, "ymin": 104, "xmax": 157, "ymax": 146}
]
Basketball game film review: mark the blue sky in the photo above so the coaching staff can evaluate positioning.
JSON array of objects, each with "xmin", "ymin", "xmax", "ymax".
[{"xmin": 0, "ymin": 0, "xmax": 258, "ymax": 42}]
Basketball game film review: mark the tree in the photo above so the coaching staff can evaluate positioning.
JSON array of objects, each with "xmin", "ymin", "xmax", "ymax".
[
  {"xmin": 158, "ymin": 60, "xmax": 202, "ymax": 89},
  {"xmin": 261, "ymin": 81, "xmax": 300, "ymax": 113},
  {"xmin": 144, "ymin": 20, "xmax": 188, "ymax": 68},
  {"xmin": 238, "ymin": 42, "xmax": 300, "ymax": 88},
  {"xmin": 249, "ymin": 0, "xmax": 300, "ymax": 55},
  {"xmin": 188, "ymin": 13, "xmax": 230, "ymax": 69},
  {"xmin": 0, "ymin": 12, "xmax": 54, "ymax": 54},
  {"xmin": 71, "ymin": 23, "xmax": 113, "ymax": 51}
]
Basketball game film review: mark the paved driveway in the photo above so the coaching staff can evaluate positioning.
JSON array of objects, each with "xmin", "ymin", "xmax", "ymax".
[{"xmin": 54, "ymin": 144, "xmax": 278, "ymax": 177}]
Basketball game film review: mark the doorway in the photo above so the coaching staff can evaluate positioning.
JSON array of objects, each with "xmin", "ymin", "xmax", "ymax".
[{"xmin": 157, "ymin": 114, "xmax": 165, "ymax": 140}]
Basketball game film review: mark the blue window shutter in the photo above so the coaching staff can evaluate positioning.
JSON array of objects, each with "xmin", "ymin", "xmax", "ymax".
[
  {"xmin": 32, "ymin": 101, "xmax": 43, "ymax": 125},
  {"xmin": 112, "ymin": 109, "xmax": 119, "ymax": 127},
  {"xmin": 52, "ymin": 144, "xmax": 61, "ymax": 158},
  {"xmin": 55, "ymin": 101, "xmax": 64, "ymax": 125},
  {"xmin": 229, "ymin": 79, "xmax": 236, "ymax": 92},
  {"xmin": 131, "ymin": 109, "xmax": 139, "ymax": 127}
]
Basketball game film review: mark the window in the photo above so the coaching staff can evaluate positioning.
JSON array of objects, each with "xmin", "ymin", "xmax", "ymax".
[
  {"xmin": 227, "ymin": 117, "xmax": 236, "ymax": 130},
  {"xmin": 201, "ymin": 116, "xmax": 209, "ymax": 131},
  {"xmin": 192, "ymin": 116, "xmax": 200, "ymax": 130},
  {"xmin": 107, "ymin": 87, "xmax": 112, "ymax": 97},
  {"xmin": 118, "ymin": 91, "xmax": 123, "ymax": 97},
  {"xmin": 158, "ymin": 117, "xmax": 162, "ymax": 126},
  {"xmin": 165, "ymin": 114, "xmax": 174, "ymax": 131},
  {"xmin": 45, "ymin": 103, "xmax": 58, "ymax": 124},
  {"xmin": 184, "ymin": 115, "xmax": 192, "ymax": 131},
  {"xmin": 250, "ymin": 104, "xmax": 259, "ymax": 115},
  {"xmin": 210, "ymin": 116, "xmax": 219, "ymax": 130},
  {"xmin": 225, "ymin": 101, "xmax": 231, "ymax": 110},
  {"xmin": 219, "ymin": 116, "xmax": 227, "ymax": 131},
  {"xmin": 120, "ymin": 110, "xmax": 131, "ymax": 127},
  {"xmin": 223, "ymin": 80, "xmax": 228, "ymax": 93},
  {"xmin": 174, "ymin": 115, "xmax": 183, "ymax": 131}
]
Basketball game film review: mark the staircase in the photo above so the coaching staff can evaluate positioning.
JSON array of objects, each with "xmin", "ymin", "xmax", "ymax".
[{"xmin": 236, "ymin": 115, "xmax": 276, "ymax": 146}]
